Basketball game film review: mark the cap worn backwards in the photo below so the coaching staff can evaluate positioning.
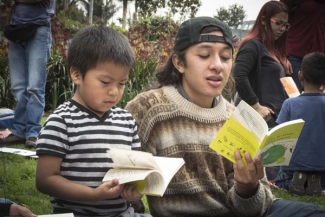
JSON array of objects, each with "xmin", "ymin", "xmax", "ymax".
[{"xmin": 173, "ymin": 16, "xmax": 234, "ymax": 53}]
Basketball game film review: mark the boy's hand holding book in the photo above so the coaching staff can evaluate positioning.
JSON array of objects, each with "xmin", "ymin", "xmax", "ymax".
[{"xmin": 103, "ymin": 148, "xmax": 185, "ymax": 197}]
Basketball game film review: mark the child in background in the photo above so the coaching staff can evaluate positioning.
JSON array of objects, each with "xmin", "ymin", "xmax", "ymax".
[
  {"xmin": 35, "ymin": 26, "xmax": 151, "ymax": 217},
  {"xmin": 275, "ymin": 52, "xmax": 325, "ymax": 196}
]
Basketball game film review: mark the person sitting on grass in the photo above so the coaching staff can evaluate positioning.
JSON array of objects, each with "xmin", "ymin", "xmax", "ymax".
[
  {"xmin": 0, "ymin": 198, "xmax": 36, "ymax": 217},
  {"xmin": 126, "ymin": 16, "xmax": 325, "ymax": 217},
  {"xmin": 275, "ymin": 52, "xmax": 325, "ymax": 196},
  {"xmin": 35, "ymin": 26, "xmax": 151, "ymax": 217}
]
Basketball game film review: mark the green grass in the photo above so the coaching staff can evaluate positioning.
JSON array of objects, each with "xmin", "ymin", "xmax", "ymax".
[
  {"xmin": 0, "ymin": 117, "xmax": 323, "ymax": 214},
  {"xmin": 1, "ymin": 149, "xmax": 324, "ymax": 215},
  {"xmin": 0, "ymin": 118, "xmax": 151, "ymax": 215}
]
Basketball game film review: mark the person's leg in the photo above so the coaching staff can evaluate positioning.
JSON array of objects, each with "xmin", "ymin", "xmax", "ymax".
[
  {"xmin": 8, "ymin": 41, "xmax": 29, "ymax": 140},
  {"xmin": 116, "ymin": 206, "xmax": 152, "ymax": 217},
  {"xmin": 25, "ymin": 26, "xmax": 52, "ymax": 143},
  {"xmin": 274, "ymin": 167, "xmax": 293, "ymax": 190},
  {"xmin": 287, "ymin": 55, "xmax": 303, "ymax": 92},
  {"xmin": 263, "ymin": 199, "xmax": 325, "ymax": 217}
]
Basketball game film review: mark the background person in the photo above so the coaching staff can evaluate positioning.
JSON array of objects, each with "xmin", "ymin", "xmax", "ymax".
[
  {"xmin": 0, "ymin": 198, "xmax": 36, "ymax": 217},
  {"xmin": 233, "ymin": 1, "xmax": 290, "ymax": 128},
  {"xmin": 0, "ymin": 0, "xmax": 55, "ymax": 148},
  {"xmin": 280, "ymin": 0, "xmax": 325, "ymax": 92},
  {"xmin": 275, "ymin": 52, "xmax": 325, "ymax": 196}
]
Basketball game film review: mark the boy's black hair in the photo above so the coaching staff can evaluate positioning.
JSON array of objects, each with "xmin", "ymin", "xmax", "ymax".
[
  {"xmin": 301, "ymin": 52, "xmax": 325, "ymax": 86},
  {"xmin": 68, "ymin": 26, "xmax": 135, "ymax": 78}
]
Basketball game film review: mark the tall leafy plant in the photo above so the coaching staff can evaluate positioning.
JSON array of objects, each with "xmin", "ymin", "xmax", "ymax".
[{"xmin": 118, "ymin": 16, "xmax": 178, "ymax": 108}]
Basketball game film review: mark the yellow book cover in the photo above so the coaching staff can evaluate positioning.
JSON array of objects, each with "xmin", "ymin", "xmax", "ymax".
[{"xmin": 209, "ymin": 101, "xmax": 305, "ymax": 167}]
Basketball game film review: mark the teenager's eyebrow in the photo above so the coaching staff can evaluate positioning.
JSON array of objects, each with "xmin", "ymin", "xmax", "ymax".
[{"xmin": 196, "ymin": 43, "xmax": 232, "ymax": 52}]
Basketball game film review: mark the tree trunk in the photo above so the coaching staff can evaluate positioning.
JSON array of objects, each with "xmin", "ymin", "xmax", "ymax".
[
  {"xmin": 122, "ymin": 0, "xmax": 128, "ymax": 29},
  {"xmin": 89, "ymin": 0, "xmax": 93, "ymax": 24}
]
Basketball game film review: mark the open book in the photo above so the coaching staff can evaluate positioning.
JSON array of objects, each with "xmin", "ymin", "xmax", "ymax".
[
  {"xmin": 209, "ymin": 100, "xmax": 305, "ymax": 167},
  {"xmin": 38, "ymin": 214, "xmax": 74, "ymax": 217},
  {"xmin": 103, "ymin": 148, "xmax": 185, "ymax": 196},
  {"xmin": 280, "ymin": 77, "xmax": 300, "ymax": 98}
]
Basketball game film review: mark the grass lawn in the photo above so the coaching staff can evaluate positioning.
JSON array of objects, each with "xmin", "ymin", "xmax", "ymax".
[{"xmin": 0, "ymin": 117, "xmax": 324, "ymax": 214}]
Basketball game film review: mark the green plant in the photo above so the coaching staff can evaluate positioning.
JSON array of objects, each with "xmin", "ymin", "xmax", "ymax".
[
  {"xmin": 46, "ymin": 52, "xmax": 74, "ymax": 112},
  {"xmin": 118, "ymin": 16, "xmax": 179, "ymax": 108},
  {"xmin": 0, "ymin": 39, "xmax": 15, "ymax": 109}
]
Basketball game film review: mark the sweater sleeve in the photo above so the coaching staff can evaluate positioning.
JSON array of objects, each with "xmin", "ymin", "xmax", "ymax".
[
  {"xmin": 233, "ymin": 40, "xmax": 260, "ymax": 105},
  {"xmin": 227, "ymin": 174, "xmax": 275, "ymax": 217},
  {"xmin": 0, "ymin": 203, "xmax": 13, "ymax": 216}
]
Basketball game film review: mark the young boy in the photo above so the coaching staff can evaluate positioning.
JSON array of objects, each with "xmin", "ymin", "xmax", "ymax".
[
  {"xmin": 36, "ymin": 26, "xmax": 151, "ymax": 217},
  {"xmin": 275, "ymin": 52, "xmax": 325, "ymax": 196}
]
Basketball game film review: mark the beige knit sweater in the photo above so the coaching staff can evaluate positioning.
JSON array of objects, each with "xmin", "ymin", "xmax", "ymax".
[{"xmin": 126, "ymin": 86, "xmax": 274, "ymax": 217}]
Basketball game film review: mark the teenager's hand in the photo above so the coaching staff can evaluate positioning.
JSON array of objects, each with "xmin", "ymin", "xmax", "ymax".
[
  {"xmin": 286, "ymin": 59, "xmax": 293, "ymax": 75},
  {"xmin": 38, "ymin": 0, "xmax": 50, "ymax": 7},
  {"xmin": 94, "ymin": 179, "xmax": 124, "ymax": 200},
  {"xmin": 10, "ymin": 203, "xmax": 37, "ymax": 217},
  {"xmin": 233, "ymin": 150, "xmax": 264, "ymax": 198},
  {"xmin": 252, "ymin": 102, "xmax": 274, "ymax": 121},
  {"xmin": 121, "ymin": 184, "xmax": 143, "ymax": 201}
]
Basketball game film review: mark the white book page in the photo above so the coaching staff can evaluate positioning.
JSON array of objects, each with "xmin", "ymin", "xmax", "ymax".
[
  {"xmin": 102, "ymin": 168, "xmax": 158, "ymax": 184},
  {"xmin": 232, "ymin": 101, "xmax": 268, "ymax": 143},
  {"xmin": 141, "ymin": 171, "xmax": 165, "ymax": 196},
  {"xmin": 0, "ymin": 147, "xmax": 37, "ymax": 157},
  {"xmin": 108, "ymin": 148, "xmax": 160, "ymax": 170},
  {"xmin": 38, "ymin": 213, "xmax": 74, "ymax": 217},
  {"xmin": 153, "ymin": 156, "xmax": 185, "ymax": 190}
]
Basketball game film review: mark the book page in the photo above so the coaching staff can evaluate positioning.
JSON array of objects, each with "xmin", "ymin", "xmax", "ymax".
[
  {"xmin": 102, "ymin": 168, "xmax": 159, "ymax": 184},
  {"xmin": 258, "ymin": 119, "xmax": 305, "ymax": 167},
  {"xmin": 232, "ymin": 101, "xmax": 268, "ymax": 143},
  {"xmin": 38, "ymin": 213, "xmax": 74, "ymax": 217},
  {"xmin": 108, "ymin": 148, "xmax": 159, "ymax": 170},
  {"xmin": 0, "ymin": 147, "xmax": 38, "ymax": 158},
  {"xmin": 280, "ymin": 77, "xmax": 300, "ymax": 98},
  {"xmin": 210, "ymin": 117, "xmax": 260, "ymax": 165},
  {"xmin": 140, "ymin": 172, "xmax": 166, "ymax": 196},
  {"xmin": 102, "ymin": 168, "xmax": 165, "ymax": 196},
  {"xmin": 153, "ymin": 156, "xmax": 185, "ymax": 192}
]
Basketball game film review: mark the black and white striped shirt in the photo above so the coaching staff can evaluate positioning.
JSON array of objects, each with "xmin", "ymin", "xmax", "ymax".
[{"xmin": 37, "ymin": 100, "xmax": 141, "ymax": 217}]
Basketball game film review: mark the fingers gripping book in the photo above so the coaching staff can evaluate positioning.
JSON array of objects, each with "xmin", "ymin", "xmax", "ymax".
[
  {"xmin": 209, "ymin": 101, "xmax": 305, "ymax": 167},
  {"xmin": 102, "ymin": 148, "xmax": 185, "ymax": 196}
]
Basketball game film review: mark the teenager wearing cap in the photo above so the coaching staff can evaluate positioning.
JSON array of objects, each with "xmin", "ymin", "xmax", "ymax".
[
  {"xmin": 233, "ymin": 1, "xmax": 290, "ymax": 128},
  {"xmin": 126, "ymin": 16, "xmax": 325, "ymax": 217}
]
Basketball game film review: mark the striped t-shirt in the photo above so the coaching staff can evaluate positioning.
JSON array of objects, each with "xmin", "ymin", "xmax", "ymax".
[{"xmin": 36, "ymin": 100, "xmax": 141, "ymax": 217}]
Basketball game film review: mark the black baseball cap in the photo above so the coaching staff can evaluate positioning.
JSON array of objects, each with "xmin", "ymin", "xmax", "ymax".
[{"xmin": 174, "ymin": 16, "xmax": 234, "ymax": 53}]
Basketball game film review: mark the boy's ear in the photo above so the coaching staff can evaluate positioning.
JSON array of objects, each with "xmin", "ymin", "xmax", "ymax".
[
  {"xmin": 70, "ymin": 66, "xmax": 82, "ymax": 84},
  {"xmin": 172, "ymin": 54, "xmax": 185, "ymax": 74},
  {"xmin": 298, "ymin": 71, "xmax": 304, "ymax": 82}
]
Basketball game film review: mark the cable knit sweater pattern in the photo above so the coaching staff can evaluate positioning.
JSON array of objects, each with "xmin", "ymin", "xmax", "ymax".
[{"xmin": 125, "ymin": 86, "xmax": 274, "ymax": 217}]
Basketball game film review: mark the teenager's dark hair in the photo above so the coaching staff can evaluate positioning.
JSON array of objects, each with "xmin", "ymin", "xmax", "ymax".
[
  {"xmin": 238, "ymin": 1, "xmax": 289, "ymax": 71},
  {"xmin": 301, "ymin": 52, "xmax": 325, "ymax": 86},
  {"xmin": 68, "ymin": 26, "xmax": 135, "ymax": 78},
  {"xmin": 155, "ymin": 26, "xmax": 236, "ymax": 100}
]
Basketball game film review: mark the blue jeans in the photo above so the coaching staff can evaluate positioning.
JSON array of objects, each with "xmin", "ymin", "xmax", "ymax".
[
  {"xmin": 288, "ymin": 55, "xmax": 303, "ymax": 92},
  {"xmin": 263, "ymin": 199, "xmax": 325, "ymax": 217},
  {"xmin": 8, "ymin": 25, "xmax": 52, "ymax": 139}
]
